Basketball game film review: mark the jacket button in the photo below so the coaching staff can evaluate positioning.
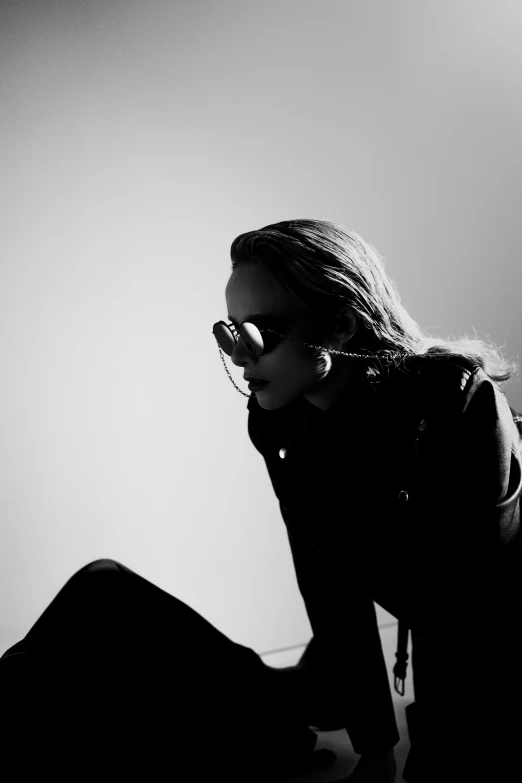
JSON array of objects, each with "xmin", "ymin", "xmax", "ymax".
[
  {"xmin": 279, "ymin": 448, "xmax": 287, "ymax": 459},
  {"xmin": 398, "ymin": 490, "xmax": 409, "ymax": 502}
]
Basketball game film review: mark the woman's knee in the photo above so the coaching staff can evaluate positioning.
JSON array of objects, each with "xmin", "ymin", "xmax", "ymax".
[{"xmin": 73, "ymin": 558, "xmax": 124, "ymax": 579}]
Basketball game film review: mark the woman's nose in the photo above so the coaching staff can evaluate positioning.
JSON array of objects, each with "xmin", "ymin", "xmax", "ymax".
[{"xmin": 230, "ymin": 336, "xmax": 253, "ymax": 367}]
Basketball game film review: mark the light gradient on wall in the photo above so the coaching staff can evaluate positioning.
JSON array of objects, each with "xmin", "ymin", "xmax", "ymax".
[{"xmin": 1, "ymin": 0, "xmax": 521, "ymax": 657}]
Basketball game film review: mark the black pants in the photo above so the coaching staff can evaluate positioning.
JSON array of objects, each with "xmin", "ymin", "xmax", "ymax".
[
  {"xmin": 404, "ymin": 616, "xmax": 522, "ymax": 782},
  {"xmin": 2, "ymin": 556, "xmax": 520, "ymax": 782},
  {"xmin": 0, "ymin": 559, "xmax": 319, "ymax": 781}
]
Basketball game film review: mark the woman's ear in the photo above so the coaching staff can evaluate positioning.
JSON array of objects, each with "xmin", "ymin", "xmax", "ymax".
[{"xmin": 331, "ymin": 306, "xmax": 359, "ymax": 348}]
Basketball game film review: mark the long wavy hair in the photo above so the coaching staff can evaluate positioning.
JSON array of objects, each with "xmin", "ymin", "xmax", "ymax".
[{"xmin": 230, "ymin": 219, "xmax": 519, "ymax": 386}]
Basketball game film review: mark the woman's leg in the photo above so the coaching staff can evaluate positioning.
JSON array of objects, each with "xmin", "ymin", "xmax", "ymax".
[
  {"xmin": 402, "ymin": 614, "xmax": 522, "ymax": 782},
  {"xmin": 0, "ymin": 559, "xmax": 318, "ymax": 780}
]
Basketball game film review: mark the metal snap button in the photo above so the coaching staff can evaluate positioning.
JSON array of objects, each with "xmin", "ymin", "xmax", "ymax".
[
  {"xmin": 398, "ymin": 490, "xmax": 409, "ymax": 502},
  {"xmin": 417, "ymin": 419, "xmax": 427, "ymax": 431},
  {"xmin": 279, "ymin": 448, "xmax": 287, "ymax": 459}
]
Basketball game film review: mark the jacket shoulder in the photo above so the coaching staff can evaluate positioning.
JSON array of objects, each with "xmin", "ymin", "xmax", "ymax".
[
  {"xmin": 407, "ymin": 352, "xmax": 522, "ymax": 457},
  {"xmin": 386, "ymin": 353, "xmax": 482, "ymax": 425},
  {"xmin": 414, "ymin": 352, "xmax": 481, "ymax": 388}
]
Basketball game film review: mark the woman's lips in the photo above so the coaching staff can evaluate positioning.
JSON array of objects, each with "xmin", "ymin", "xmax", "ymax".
[{"xmin": 247, "ymin": 379, "xmax": 270, "ymax": 391}]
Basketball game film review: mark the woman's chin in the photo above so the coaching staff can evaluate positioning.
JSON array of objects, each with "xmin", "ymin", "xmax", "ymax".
[{"xmin": 254, "ymin": 387, "xmax": 300, "ymax": 411}]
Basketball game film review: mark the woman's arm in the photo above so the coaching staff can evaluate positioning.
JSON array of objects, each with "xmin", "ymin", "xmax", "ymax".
[
  {"xmin": 408, "ymin": 367, "xmax": 522, "ymax": 630},
  {"xmin": 283, "ymin": 516, "xmax": 400, "ymax": 757}
]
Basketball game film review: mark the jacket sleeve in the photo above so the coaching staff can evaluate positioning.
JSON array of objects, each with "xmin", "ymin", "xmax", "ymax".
[
  {"xmin": 283, "ymin": 507, "xmax": 401, "ymax": 755},
  {"xmin": 412, "ymin": 367, "xmax": 522, "ymax": 628},
  {"xmin": 459, "ymin": 372, "xmax": 522, "ymax": 619},
  {"xmin": 401, "ymin": 369, "xmax": 522, "ymax": 777},
  {"xmin": 460, "ymin": 372, "xmax": 522, "ymax": 544},
  {"xmin": 248, "ymin": 397, "xmax": 400, "ymax": 753}
]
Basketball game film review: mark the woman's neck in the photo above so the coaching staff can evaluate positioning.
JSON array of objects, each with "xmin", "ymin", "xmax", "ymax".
[{"xmin": 301, "ymin": 362, "xmax": 368, "ymax": 412}]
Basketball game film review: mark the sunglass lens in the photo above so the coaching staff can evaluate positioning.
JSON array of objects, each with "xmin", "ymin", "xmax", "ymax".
[
  {"xmin": 239, "ymin": 322, "xmax": 264, "ymax": 356},
  {"xmin": 212, "ymin": 322, "xmax": 236, "ymax": 356},
  {"xmin": 212, "ymin": 321, "xmax": 265, "ymax": 357}
]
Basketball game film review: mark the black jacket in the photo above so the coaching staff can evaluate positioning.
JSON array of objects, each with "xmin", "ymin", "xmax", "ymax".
[{"xmin": 247, "ymin": 354, "xmax": 522, "ymax": 700}]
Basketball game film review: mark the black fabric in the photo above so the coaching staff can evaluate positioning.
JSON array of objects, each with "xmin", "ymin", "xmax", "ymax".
[
  {"xmin": 0, "ymin": 559, "xmax": 321, "ymax": 781},
  {"xmin": 247, "ymin": 353, "xmax": 522, "ymax": 781},
  {"xmin": 285, "ymin": 526, "xmax": 401, "ymax": 756}
]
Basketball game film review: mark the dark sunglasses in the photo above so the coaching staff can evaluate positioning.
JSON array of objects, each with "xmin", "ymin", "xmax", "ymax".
[{"xmin": 212, "ymin": 315, "xmax": 310, "ymax": 357}]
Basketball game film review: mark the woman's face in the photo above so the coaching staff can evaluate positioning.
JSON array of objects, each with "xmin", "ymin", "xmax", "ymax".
[{"xmin": 224, "ymin": 262, "xmax": 360, "ymax": 411}]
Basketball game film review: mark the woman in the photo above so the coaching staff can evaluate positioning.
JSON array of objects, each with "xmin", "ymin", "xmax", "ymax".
[
  {"xmin": 2, "ymin": 220, "xmax": 521, "ymax": 782},
  {"xmin": 213, "ymin": 219, "xmax": 522, "ymax": 782}
]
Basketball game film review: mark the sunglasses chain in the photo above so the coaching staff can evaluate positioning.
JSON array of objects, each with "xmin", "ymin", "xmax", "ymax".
[{"xmin": 216, "ymin": 332, "xmax": 411, "ymax": 398}]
